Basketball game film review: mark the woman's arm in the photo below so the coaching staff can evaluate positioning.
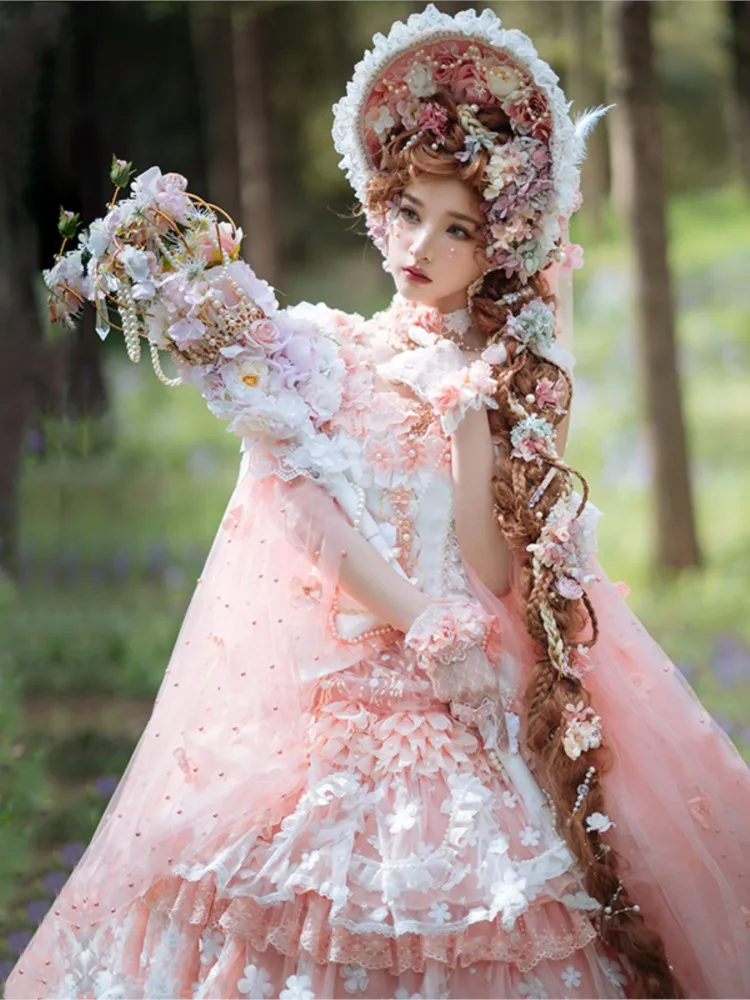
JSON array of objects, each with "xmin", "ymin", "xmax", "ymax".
[
  {"xmin": 337, "ymin": 520, "xmax": 431, "ymax": 633},
  {"xmin": 450, "ymin": 406, "xmax": 512, "ymax": 597}
]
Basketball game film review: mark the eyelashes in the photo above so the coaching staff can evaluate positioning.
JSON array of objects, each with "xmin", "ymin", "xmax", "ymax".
[{"xmin": 398, "ymin": 206, "xmax": 472, "ymax": 240}]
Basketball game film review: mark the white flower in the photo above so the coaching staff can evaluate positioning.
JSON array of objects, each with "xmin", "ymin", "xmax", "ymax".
[
  {"xmin": 488, "ymin": 834, "xmax": 509, "ymax": 856},
  {"xmin": 394, "ymin": 990, "xmax": 423, "ymax": 1000},
  {"xmin": 300, "ymin": 849, "xmax": 320, "ymax": 870},
  {"xmin": 120, "ymin": 246, "xmax": 151, "ymax": 283},
  {"xmin": 519, "ymin": 826, "xmax": 541, "ymax": 848},
  {"xmin": 396, "ymin": 97, "xmax": 421, "ymax": 129},
  {"xmin": 486, "ymin": 64, "xmax": 522, "ymax": 99},
  {"xmin": 342, "ymin": 965, "xmax": 369, "ymax": 994},
  {"xmin": 280, "ymin": 974, "xmax": 315, "ymax": 1000},
  {"xmin": 585, "ymin": 811, "xmax": 616, "ymax": 834},
  {"xmin": 501, "ymin": 790, "xmax": 518, "ymax": 809},
  {"xmin": 365, "ymin": 104, "xmax": 395, "ymax": 137},
  {"xmin": 517, "ymin": 975, "xmax": 549, "ymax": 999},
  {"xmin": 386, "ymin": 800, "xmax": 420, "ymax": 833},
  {"xmin": 427, "ymin": 901, "xmax": 452, "ymax": 925},
  {"xmin": 86, "ymin": 220, "xmax": 111, "ymax": 260},
  {"xmin": 238, "ymin": 963, "xmax": 274, "ymax": 998},
  {"xmin": 199, "ymin": 928, "xmax": 225, "ymax": 965},
  {"xmin": 490, "ymin": 868, "xmax": 528, "ymax": 930},
  {"xmin": 561, "ymin": 965, "xmax": 583, "ymax": 990},
  {"xmin": 406, "ymin": 61, "xmax": 437, "ymax": 98},
  {"xmin": 600, "ymin": 958, "xmax": 628, "ymax": 988}
]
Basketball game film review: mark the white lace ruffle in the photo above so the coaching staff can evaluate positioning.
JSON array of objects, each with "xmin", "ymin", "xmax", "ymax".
[{"xmin": 331, "ymin": 4, "xmax": 586, "ymax": 261}]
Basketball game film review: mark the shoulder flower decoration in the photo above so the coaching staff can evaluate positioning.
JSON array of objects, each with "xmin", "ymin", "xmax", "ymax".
[
  {"xmin": 562, "ymin": 701, "xmax": 602, "ymax": 761},
  {"xmin": 427, "ymin": 360, "xmax": 499, "ymax": 435}
]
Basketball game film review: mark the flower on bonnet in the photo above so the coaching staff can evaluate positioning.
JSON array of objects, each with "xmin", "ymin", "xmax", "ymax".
[
  {"xmin": 455, "ymin": 132, "xmax": 496, "ymax": 164},
  {"xmin": 417, "ymin": 102, "xmax": 449, "ymax": 140},
  {"xmin": 406, "ymin": 60, "xmax": 437, "ymax": 99},
  {"xmin": 365, "ymin": 104, "xmax": 395, "ymax": 137}
]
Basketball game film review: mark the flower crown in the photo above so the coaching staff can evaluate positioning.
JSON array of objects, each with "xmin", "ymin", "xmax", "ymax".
[{"xmin": 332, "ymin": 4, "xmax": 606, "ymax": 280}]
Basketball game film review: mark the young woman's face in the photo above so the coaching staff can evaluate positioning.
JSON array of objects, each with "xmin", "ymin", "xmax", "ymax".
[{"xmin": 386, "ymin": 173, "xmax": 488, "ymax": 313}]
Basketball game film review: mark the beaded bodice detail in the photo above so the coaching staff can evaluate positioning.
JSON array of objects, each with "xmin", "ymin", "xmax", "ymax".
[{"xmin": 314, "ymin": 297, "xmax": 473, "ymax": 601}]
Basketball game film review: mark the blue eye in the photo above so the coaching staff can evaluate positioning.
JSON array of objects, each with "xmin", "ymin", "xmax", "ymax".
[
  {"xmin": 448, "ymin": 224, "xmax": 470, "ymax": 240},
  {"xmin": 399, "ymin": 206, "xmax": 419, "ymax": 222}
]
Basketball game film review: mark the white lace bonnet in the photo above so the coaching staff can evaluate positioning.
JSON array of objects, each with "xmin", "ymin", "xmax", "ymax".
[{"xmin": 332, "ymin": 4, "xmax": 599, "ymax": 279}]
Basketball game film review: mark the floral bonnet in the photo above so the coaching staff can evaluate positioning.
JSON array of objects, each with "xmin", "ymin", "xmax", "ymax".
[{"xmin": 332, "ymin": 4, "xmax": 600, "ymax": 281}]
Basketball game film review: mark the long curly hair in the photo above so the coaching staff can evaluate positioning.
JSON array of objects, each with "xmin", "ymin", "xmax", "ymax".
[{"xmin": 365, "ymin": 90, "xmax": 682, "ymax": 999}]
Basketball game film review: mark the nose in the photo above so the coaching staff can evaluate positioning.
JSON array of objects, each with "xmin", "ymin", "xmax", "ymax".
[{"xmin": 410, "ymin": 226, "xmax": 434, "ymax": 263}]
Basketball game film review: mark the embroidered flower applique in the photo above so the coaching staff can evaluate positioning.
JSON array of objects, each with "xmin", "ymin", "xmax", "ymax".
[
  {"xmin": 237, "ymin": 963, "xmax": 274, "ymax": 998},
  {"xmin": 561, "ymin": 964, "xmax": 583, "ymax": 990},
  {"xmin": 199, "ymin": 928, "xmax": 225, "ymax": 966},
  {"xmin": 428, "ymin": 900, "xmax": 452, "ymax": 924},
  {"xmin": 280, "ymin": 974, "xmax": 316, "ymax": 1000},
  {"xmin": 341, "ymin": 965, "xmax": 369, "ymax": 994},
  {"xmin": 289, "ymin": 574, "xmax": 323, "ymax": 608},
  {"xmin": 517, "ymin": 973, "xmax": 549, "ymax": 999}
]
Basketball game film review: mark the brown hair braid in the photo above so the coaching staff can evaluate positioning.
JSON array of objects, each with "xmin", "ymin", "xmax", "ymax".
[{"xmin": 364, "ymin": 89, "xmax": 682, "ymax": 999}]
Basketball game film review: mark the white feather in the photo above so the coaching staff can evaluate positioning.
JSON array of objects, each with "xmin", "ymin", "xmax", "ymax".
[{"xmin": 573, "ymin": 104, "xmax": 615, "ymax": 161}]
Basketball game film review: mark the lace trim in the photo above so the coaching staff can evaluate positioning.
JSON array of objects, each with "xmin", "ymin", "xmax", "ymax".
[{"xmin": 143, "ymin": 871, "xmax": 599, "ymax": 975}]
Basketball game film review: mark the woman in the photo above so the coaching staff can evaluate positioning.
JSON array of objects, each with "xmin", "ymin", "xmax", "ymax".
[{"xmin": 8, "ymin": 6, "xmax": 750, "ymax": 999}]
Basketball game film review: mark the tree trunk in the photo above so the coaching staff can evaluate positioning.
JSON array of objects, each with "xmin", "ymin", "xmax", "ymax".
[
  {"xmin": 67, "ymin": 1, "xmax": 108, "ymax": 419},
  {"xmin": 607, "ymin": 0, "xmax": 701, "ymax": 571},
  {"xmin": 230, "ymin": 3, "xmax": 280, "ymax": 287},
  {"xmin": 563, "ymin": 0, "xmax": 608, "ymax": 236},
  {"xmin": 190, "ymin": 6, "xmax": 242, "ymax": 224},
  {"xmin": 727, "ymin": 0, "xmax": 750, "ymax": 193},
  {"xmin": 0, "ymin": 3, "xmax": 61, "ymax": 578}
]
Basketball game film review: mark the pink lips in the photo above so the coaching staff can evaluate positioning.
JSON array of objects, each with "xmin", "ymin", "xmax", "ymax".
[{"xmin": 403, "ymin": 265, "xmax": 432, "ymax": 284}]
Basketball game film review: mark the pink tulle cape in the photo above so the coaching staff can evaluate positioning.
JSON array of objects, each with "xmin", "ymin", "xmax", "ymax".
[{"xmin": 6, "ymin": 468, "xmax": 750, "ymax": 999}]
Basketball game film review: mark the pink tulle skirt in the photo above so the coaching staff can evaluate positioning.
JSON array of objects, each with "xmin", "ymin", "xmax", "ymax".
[{"xmin": 5, "ymin": 473, "xmax": 750, "ymax": 999}]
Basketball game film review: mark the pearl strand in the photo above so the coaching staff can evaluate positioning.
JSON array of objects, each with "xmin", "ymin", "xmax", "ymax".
[
  {"xmin": 150, "ymin": 343, "xmax": 182, "ymax": 388},
  {"xmin": 119, "ymin": 286, "xmax": 141, "ymax": 364}
]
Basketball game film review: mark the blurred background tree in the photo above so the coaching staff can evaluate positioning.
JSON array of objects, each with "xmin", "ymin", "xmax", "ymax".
[{"xmin": 1, "ymin": 1, "xmax": 748, "ymax": 982}]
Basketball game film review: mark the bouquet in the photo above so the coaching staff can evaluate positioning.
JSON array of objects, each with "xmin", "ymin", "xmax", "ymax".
[{"xmin": 43, "ymin": 159, "xmax": 398, "ymax": 569}]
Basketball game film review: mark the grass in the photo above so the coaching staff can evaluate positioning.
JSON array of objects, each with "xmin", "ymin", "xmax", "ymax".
[{"xmin": 1, "ymin": 185, "xmax": 749, "ymax": 967}]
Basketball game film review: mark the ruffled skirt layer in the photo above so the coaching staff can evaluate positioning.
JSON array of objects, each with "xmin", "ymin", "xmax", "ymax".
[{"xmin": 7, "ymin": 651, "xmax": 629, "ymax": 999}]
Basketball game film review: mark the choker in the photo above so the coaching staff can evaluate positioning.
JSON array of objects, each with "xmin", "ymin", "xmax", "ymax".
[{"xmin": 389, "ymin": 295, "xmax": 473, "ymax": 349}]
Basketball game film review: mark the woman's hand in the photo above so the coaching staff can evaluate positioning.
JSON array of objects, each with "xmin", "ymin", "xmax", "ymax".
[{"xmin": 404, "ymin": 599, "xmax": 510, "ymax": 760}]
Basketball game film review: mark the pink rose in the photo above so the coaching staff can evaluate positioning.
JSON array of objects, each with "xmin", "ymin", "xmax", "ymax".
[
  {"xmin": 197, "ymin": 221, "xmax": 243, "ymax": 267},
  {"xmin": 450, "ymin": 61, "xmax": 489, "ymax": 104},
  {"xmin": 247, "ymin": 318, "xmax": 282, "ymax": 351}
]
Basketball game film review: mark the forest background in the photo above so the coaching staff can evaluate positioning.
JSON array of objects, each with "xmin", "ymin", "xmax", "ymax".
[{"xmin": 0, "ymin": 0, "xmax": 749, "ymax": 982}]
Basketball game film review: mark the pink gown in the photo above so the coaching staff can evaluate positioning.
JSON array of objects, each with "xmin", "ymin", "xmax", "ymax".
[{"xmin": 5, "ymin": 298, "xmax": 750, "ymax": 1000}]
